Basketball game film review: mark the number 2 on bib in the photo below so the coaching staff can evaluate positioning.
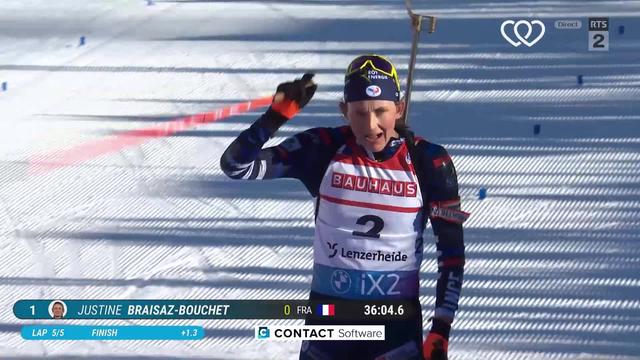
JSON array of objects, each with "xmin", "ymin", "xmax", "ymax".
[{"xmin": 352, "ymin": 215, "xmax": 384, "ymax": 238}]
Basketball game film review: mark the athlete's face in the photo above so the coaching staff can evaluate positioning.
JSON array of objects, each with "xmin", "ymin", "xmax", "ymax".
[
  {"xmin": 341, "ymin": 100, "xmax": 404, "ymax": 153},
  {"xmin": 52, "ymin": 304, "xmax": 64, "ymax": 318}
]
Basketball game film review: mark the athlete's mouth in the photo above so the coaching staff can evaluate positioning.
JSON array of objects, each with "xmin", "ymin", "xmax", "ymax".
[{"xmin": 365, "ymin": 133, "xmax": 383, "ymax": 141}]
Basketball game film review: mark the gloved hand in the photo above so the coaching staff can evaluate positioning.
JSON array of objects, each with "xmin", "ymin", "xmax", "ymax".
[
  {"xmin": 423, "ymin": 332, "xmax": 448, "ymax": 360},
  {"xmin": 423, "ymin": 317, "xmax": 450, "ymax": 360},
  {"xmin": 270, "ymin": 73, "xmax": 317, "ymax": 119}
]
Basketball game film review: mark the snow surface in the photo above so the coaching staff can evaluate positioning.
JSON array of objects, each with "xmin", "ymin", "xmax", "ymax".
[{"xmin": 0, "ymin": 0, "xmax": 639, "ymax": 359}]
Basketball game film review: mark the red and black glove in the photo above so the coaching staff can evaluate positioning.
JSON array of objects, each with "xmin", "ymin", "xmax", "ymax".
[
  {"xmin": 423, "ymin": 318, "xmax": 450, "ymax": 360},
  {"xmin": 270, "ymin": 73, "xmax": 317, "ymax": 119}
]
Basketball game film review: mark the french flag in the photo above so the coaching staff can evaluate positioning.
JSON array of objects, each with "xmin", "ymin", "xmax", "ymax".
[{"xmin": 317, "ymin": 304, "xmax": 335, "ymax": 316}]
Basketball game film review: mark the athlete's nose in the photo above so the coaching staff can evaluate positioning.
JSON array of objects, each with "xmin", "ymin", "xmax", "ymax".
[{"xmin": 365, "ymin": 112, "xmax": 378, "ymax": 132}]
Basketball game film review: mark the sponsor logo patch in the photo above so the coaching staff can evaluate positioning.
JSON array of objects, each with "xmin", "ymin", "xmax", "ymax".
[
  {"xmin": 327, "ymin": 242, "xmax": 338, "ymax": 258},
  {"xmin": 366, "ymin": 85, "xmax": 382, "ymax": 97},
  {"xmin": 429, "ymin": 200, "xmax": 470, "ymax": 224},
  {"xmin": 331, "ymin": 269, "xmax": 352, "ymax": 294},
  {"xmin": 331, "ymin": 171, "xmax": 417, "ymax": 198}
]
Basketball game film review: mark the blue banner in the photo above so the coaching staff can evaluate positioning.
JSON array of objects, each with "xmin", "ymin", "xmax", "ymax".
[{"xmin": 21, "ymin": 325, "xmax": 204, "ymax": 340}]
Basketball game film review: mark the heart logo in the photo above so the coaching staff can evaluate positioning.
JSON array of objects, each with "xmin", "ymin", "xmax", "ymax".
[{"xmin": 501, "ymin": 20, "xmax": 545, "ymax": 47}]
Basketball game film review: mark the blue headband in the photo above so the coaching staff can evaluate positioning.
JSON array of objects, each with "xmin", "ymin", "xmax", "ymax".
[{"xmin": 343, "ymin": 67, "xmax": 400, "ymax": 103}]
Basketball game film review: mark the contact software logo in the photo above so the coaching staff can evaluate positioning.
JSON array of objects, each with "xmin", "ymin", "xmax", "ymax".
[
  {"xmin": 501, "ymin": 20, "xmax": 545, "ymax": 47},
  {"xmin": 256, "ymin": 326, "xmax": 270, "ymax": 339}
]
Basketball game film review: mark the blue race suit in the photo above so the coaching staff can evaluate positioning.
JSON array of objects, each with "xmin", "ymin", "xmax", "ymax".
[{"xmin": 221, "ymin": 108, "xmax": 467, "ymax": 360}]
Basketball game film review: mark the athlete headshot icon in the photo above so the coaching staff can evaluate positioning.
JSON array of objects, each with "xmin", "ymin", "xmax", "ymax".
[{"xmin": 48, "ymin": 300, "xmax": 67, "ymax": 319}]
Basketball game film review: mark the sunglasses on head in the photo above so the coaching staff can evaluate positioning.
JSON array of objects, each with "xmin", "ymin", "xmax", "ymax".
[{"xmin": 346, "ymin": 55, "xmax": 400, "ymax": 91}]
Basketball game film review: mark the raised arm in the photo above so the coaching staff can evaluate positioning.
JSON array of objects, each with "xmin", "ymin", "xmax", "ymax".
[
  {"xmin": 220, "ymin": 73, "xmax": 317, "ymax": 181},
  {"xmin": 220, "ymin": 74, "xmax": 345, "ymax": 196}
]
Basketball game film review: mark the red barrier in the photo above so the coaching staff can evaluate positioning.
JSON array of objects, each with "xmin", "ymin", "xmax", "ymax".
[{"xmin": 29, "ymin": 95, "xmax": 273, "ymax": 175}]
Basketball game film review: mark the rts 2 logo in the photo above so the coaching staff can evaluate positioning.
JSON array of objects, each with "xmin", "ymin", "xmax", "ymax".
[{"xmin": 501, "ymin": 20, "xmax": 546, "ymax": 47}]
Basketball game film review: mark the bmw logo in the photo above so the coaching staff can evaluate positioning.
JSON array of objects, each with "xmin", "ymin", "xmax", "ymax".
[{"xmin": 331, "ymin": 269, "xmax": 351, "ymax": 294}]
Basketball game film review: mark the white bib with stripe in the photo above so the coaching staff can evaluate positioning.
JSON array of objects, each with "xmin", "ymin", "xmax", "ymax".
[{"xmin": 311, "ymin": 138, "xmax": 425, "ymax": 299}]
